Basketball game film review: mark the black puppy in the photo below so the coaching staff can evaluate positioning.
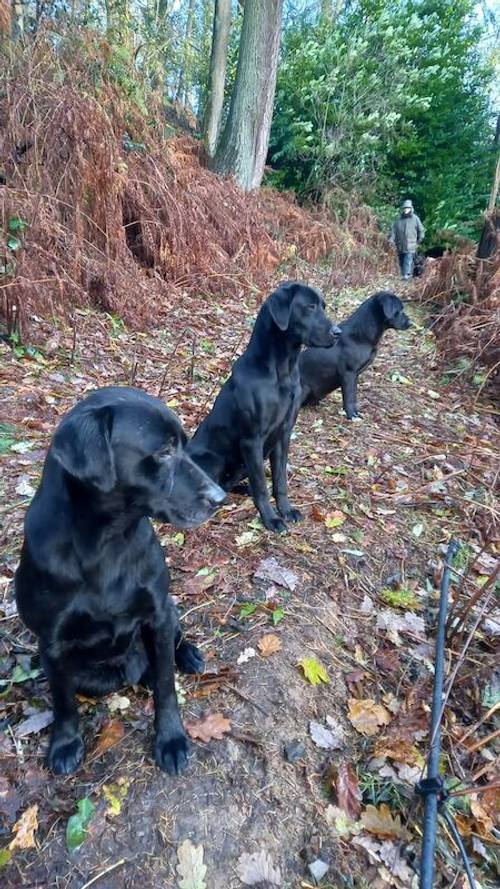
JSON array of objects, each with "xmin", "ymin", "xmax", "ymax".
[
  {"xmin": 299, "ymin": 291, "xmax": 411, "ymax": 418},
  {"xmin": 15, "ymin": 387, "xmax": 225, "ymax": 775},
  {"xmin": 187, "ymin": 281, "xmax": 340, "ymax": 533}
]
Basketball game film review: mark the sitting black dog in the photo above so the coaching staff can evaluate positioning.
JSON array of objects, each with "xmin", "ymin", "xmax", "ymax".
[
  {"xmin": 188, "ymin": 281, "xmax": 340, "ymax": 533},
  {"xmin": 299, "ymin": 291, "xmax": 411, "ymax": 418},
  {"xmin": 15, "ymin": 387, "xmax": 225, "ymax": 775}
]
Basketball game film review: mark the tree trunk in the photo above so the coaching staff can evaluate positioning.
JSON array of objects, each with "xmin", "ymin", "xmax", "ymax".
[
  {"xmin": 105, "ymin": 0, "xmax": 132, "ymax": 47},
  {"xmin": 476, "ymin": 113, "xmax": 500, "ymax": 260},
  {"xmin": 211, "ymin": 0, "xmax": 283, "ymax": 191},
  {"xmin": 203, "ymin": 0, "xmax": 231, "ymax": 156},
  {"xmin": 176, "ymin": 0, "xmax": 196, "ymax": 107},
  {"xmin": 11, "ymin": 0, "xmax": 23, "ymax": 39}
]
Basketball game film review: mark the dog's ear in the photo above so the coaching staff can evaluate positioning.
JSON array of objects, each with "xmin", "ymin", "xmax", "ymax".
[
  {"xmin": 267, "ymin": 282, "xmax": 296, "ymax": 331},
  {"xmin": 52, "ymin": 406, "xmax": 116, "ymax": 493},
  {"xmin": 379, "ymin": 292, "xmax": 399, "ymax": 321}
]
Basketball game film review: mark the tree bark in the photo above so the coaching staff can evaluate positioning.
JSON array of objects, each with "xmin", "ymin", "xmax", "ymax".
[
  {"xmin": 203, "ymin": 0, "xmax": 231, "ymax": 156},
  {"xmin": 211, "ymin": 0, "xmax": 283, "ymax": 191},
  {"xmin": 176, "ymin": 0, "xmax": 196, "ymax": 107}
]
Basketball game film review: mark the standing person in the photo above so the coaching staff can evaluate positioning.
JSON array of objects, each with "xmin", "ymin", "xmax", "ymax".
[{"xmin": 389, "ymin": 200, "xmax": 425, "ymax": 280}]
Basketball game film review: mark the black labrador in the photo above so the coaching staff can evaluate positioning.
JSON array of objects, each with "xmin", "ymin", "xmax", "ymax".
[
  {"xmin": 299, "ymin": 291, "xmax": 411, "ymax": 418},
  {"xmin": 15, "ymin": 386, "xmax": 225, "ymax": 775},
  {"xmin": 187, "ymin": 281, "xmax": 340, "ymax": 533}
]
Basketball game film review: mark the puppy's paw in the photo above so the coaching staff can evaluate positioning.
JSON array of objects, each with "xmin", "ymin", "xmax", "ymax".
[
  {"xmin": 175, "ymin": 640, "xmax": 205, "ymax": 675},
  {"xmin": 154, "ymin": 732, "xmax": 190, "ymax": 775},
  {"xmin": 48, "ymin": 734, "xmax": 85, "ymax": 775},
  {"xmin": 263, "ymin": 515, "xmax": 288, "ymax": 534},
  {"xmin": 279, "ymin": 506, "xmax": 304, "ymax": 524}
]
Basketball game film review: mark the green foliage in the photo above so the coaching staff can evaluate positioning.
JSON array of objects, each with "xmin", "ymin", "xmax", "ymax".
[
  {"xmin": 66, "ymin": 798, "xmax": 96, "ymax": 851},
  {"xmin": 270, "ymin": 0, "xmax": 496, "ymax": 241}
]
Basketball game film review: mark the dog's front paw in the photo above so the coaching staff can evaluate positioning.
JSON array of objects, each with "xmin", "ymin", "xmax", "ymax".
[
  {"xmin": 48, "ymin": 733, "xmax": 85, "ymax": 775},
  {"xmin": 346, "ymin": 410, "xmax": 361, "ymax": 420},
  {"xmin": 175, "ymin": 640, "xmax": 205, "ymax": 675},
  {"xmin": 263, "ymin": 515, "xmax": 288, "ymax": 534},
  {"xmin": 155, "ymin": 732, "xmax": 190, "ymax": 775},
  {"xmin": 279, "ymin": 506, "xmax": 304, "ymax": 524}
]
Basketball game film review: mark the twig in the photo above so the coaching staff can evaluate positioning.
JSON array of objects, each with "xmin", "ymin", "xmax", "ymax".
[{"xmin": 79, "ymin": 858, "xmax": 126, "ymax": 889}]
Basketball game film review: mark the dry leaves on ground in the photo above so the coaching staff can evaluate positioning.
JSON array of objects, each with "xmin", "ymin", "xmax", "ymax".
[
  {"xmin": 336, "ymin": 762, "xmax": 362, "ymax": 819},
  {"xmin": 9, "ymin": 804, "xmax": 39, "ymax": 851},
  {"xmin": 176, "ymin": 839, "xmax": 207, "ymax": 889},
  {"xmin": 254, "ymin": 557, "xmax": 297, "ymax": 591},
  {"xmin": 361, "ymin": 804, "xmax": 411, "ymax": 842},
  {"xmin": 185, "ymin": 712, "xmax": 231, "ymax": 742},
  {"xmin": 309, "ymin": 719, "xmax": 344, "ymax": 750},
  {"xmin": 257, "ymin": 634, "xmax": 282, "ymax": 657},
  {"xmin": 94, "ymin": 719, "xmax": 125, "ymax": 756},
  {"xmin": 236, "ymin": 849, "xmax": 282, "ymax": 886},
  {"xmin": 348, "ymin": 698, "xmax": 392, "ymax": 736}
]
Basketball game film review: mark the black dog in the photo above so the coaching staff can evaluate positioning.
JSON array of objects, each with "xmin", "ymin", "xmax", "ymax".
[
  {"xmin": 299, "ymin": 291, "xmax": 411, "ymax": 418},
  {"xmin": 187, "ymin": 281, "xmax": 340, "ymax": 533},
  {"xmin": 15, "ymin": 387, "xmax": 225, "ymax": 775}
]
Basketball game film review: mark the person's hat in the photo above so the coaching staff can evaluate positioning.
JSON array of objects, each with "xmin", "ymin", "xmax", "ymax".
[{"xmin": 401, "ymin": 199, "xmax": 413, "ymax": 209}]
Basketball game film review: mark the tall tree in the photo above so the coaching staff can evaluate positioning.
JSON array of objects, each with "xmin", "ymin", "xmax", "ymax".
[
  {"xmin": 203, "ymin": 0, "xmax": 231, "ymax": 156},
  {"xmin": 11, "ymin": 0, "xmax": 23, "ymax": 38},
  {"xmin": 211, "ymin": 0, "xmax": 284, "ymax": 191}
]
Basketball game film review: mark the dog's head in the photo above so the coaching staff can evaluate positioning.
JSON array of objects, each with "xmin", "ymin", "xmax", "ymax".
[
  {"xmin": 51, "ymin": 387, "xmax": 225, "ymax": 529},
  {"xmin": 375, "ymin": 291, "xmax": 411, "ymax": 331},
  {"xmin": 266, "ymin": 281, "xmax": 340, "ymax": 347}
]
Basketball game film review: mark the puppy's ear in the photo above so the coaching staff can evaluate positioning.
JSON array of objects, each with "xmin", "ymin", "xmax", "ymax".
[
  {"xmin": 379, "ymin": 292, "xmax": 399, "ymax": 321},
  {"xmin": 52, "ymin": 406, "xmax": 116, "ymax": 493},
  {"xmin": 267, "ymin": 282, "xmax": 296, "ymax": 331}
]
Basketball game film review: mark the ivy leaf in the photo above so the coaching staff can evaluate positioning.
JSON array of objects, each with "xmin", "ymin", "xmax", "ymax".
[
  {"xmin": 7, "ymin": 236, "xmax": 22, "ymax": 252},
  {"xmin": 239, "ymin": 603, "xmax": 258, "ymax": 619},
  {"xmin": 66, "ymin": 798, "xmax": 95, "ymax": 851},
  {"xmin": 8, "ymin": 217, "xmax": 28, "ymax": 233},
  {"xmin": 298, "ymin": 657, "xmax": 329, "ymax": 685}
]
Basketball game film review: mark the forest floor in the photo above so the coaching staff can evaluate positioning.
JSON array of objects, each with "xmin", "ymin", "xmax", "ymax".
[{"xmin": 0, "ymin": 263, "xmax": 498, "ymax": 889}]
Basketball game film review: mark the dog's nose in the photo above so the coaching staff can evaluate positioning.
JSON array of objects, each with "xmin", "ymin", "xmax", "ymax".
[
  {"xmin": 205, "ymin": 481, "xmax": 226, "ymax": 506},
  {"xmin": 331, "ymin": 323, "xmax": 341, "ymax": 337}
]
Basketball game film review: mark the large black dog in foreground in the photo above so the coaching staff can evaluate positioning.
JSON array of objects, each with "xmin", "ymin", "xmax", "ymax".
[
  {"xmin": 299, "ymin": 291, "xmax": 411, "ymax": 419},
  {"xmin": 15, "ymin": 387, "xmax": 225, "ymax": 775},
  {"xmin": 188, "ymin": 281, "xmax": 340, "ymax": 533}
]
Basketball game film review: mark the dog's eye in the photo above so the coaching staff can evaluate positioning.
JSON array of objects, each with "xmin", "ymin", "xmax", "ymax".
[
  {"xmin": 307, "ymin": 304, "xmax": 316, "ymax": 312},
  {"xmin": 156, "ymin": 445, "xmax": 175, "ymax": 461}
]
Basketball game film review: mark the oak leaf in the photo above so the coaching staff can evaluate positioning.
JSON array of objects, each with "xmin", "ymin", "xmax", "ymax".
[
  {"xmin": 361, "ymin": 804, "xmax": 411, "ymax": 841},
  {"xmin": 348, "ymin": 698, "xmax": 391, "ymax": 736},
  {"xmin": 236, "ymin": 849, "xmax": 282, "ymax": 885},
  {"xmin": 185, "ymin": 712, "xmax": 231, "ymax": 742},
  {"xmin": 9, "ymin": 804, "xmax": 38, "ymax": 851},
  {"xmin": 94, "ymin": 719, "xmax": 125, "ymax": 756},
  {"xmin": 298, "ymin": 657, "xmax": 329, "ymax": 685},
  {"xmin": 176, "ymin": 839, "xmax": 207, "ymax": 889}
]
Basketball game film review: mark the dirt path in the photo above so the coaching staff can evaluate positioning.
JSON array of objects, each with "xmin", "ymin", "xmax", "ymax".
[{"xmin": 1, "ymin": 274, "xmax": 498, "ymax": 888}]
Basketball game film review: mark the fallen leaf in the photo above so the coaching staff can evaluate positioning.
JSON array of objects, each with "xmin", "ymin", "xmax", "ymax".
[
  {"xmin": 94, "ymin": 719, "xmax": 125, "ymax": 756},
  {"xmin": 183, "ymin": 573, "xmax": 217, "ymax": 597},
  {"xmin": 373, "ymin": 739, "xmax": 421, "ymax": 765},
  {"xmin": 361, "ymin": 594, "xmax": 374, "ymax": 614},
  {"xmin": 298, "ymin": 657, "xmax": 329, "ymax": 686},
  {"xmin": 336, "ymin": 762, "xmax": 362, "ymax": 819},
  {"xmin": 325, "ymin": 805, "xmax": 362, "ymax": 837},
  {"xmin": 309, "ymin": 720, "xmax": 342, "ymax": 750},
  {"xmin": 176, "ymin": 839, "xmax": 207, "ymax": 889},
  {"xmin": 255, "ymin": 557, "xmax": 297, "ymax": 591},
  {"xmin": 348, "ymin": 699, "xmax": 391, "ymax": 736},
  {"xmin": 361, "ymin": 804, "xmax": 411, "ymax": 841},
  {"xmin": 376, "ymin": 609, "xmax": 426, "ymax": 644},
  {"xmin": 379, "ymin": 840, "xmax": 414, "ymax": 882},
  {"xmin": 237, "ymin": 647, "xmax": 257, "ymax": 665},
  {"xmin": 107, "ymin": 693, "xmax": 130, "ymax": 713},
  {"xmin": 352, "ymin": 834, "xmax": 383, "ymax": 863},
  {"xmin": 185, "ymin": 712, "xmax": 231, "ymax": 742},
  {"xmin": 236, "ymin": 529, "xmax": 260, "ymax": 547},
  {"xmin": 325, "ymin": 510, "xmax": 346, "ymax": 529},
  {"xmin": 66, "ymin": 798, "xmax": 95, "ymax": 851},
  {"xmin": 236, "ymin": 849, "xmax": 282, "ymax": 885},
  {"xmin": 9, "ymin": 804, "xmax": 38, "ymax": 851},
  {"xmin": 257, "ymin": 634, "xmax": 282, "ymax": 657},
  {"xmin": 14, "ymin": 710, "xmax": 53, "ymax": 738},
  {"xmin": 15, "ymin": 478, "xmax": 36, "ymax": 498},
  {"xmin": 311, "ymin": 504, "xmax": 326, "ymax": 522},
  {"xmin": 471, "ymin": 797, "xmax": 495, "ymax": 837},
  {"xmin": 102, "ymin": 777, "xmax": 131, "ymax": 817}
]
